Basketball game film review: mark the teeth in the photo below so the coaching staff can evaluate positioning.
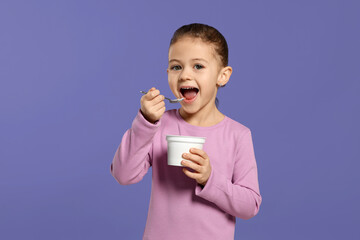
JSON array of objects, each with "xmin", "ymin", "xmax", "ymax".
[{"xmin": 181, "ymin": 87, "xmax": 197, "ymax": 90}]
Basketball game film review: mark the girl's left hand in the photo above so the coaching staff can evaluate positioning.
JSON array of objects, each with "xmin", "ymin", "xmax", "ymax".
[{"xmin": 181, "ymin": 148, "xmax": 211, "ymax": 186}]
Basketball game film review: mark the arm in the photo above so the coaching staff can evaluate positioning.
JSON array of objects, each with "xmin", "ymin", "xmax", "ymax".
[
  {"xmin": 194, "ymin": 129, "xmax": 262, "ymax": 219},
  {"xmin": 111, "ymin": 87, "xmax": 165, "ymax": 185},
  {"xmin": 111, "ymin": 110, "xmax": 161, "ymax": 185}
]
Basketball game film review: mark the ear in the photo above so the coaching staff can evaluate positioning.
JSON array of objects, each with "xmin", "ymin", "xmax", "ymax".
[{"xmin": 217, "ymin": 66, "xmax": 232, "ymax": 87}]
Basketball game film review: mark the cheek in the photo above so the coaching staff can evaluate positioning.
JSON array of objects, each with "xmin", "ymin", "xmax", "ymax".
[
  {"xmin": 167, "ymin": 73, "xmax": 173, "ymax": 83},
  {"xmin": 168, "ymin": 76, "xmax": 175, "ymax": 85},
  {"xmin": 168, "ymin": 76, "xmax": 177, "ymax": 91}
]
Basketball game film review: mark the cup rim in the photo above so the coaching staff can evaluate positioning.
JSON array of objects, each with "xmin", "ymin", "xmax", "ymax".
[{"xmin": 166, "ymin": 135, "xmax": 206, "ymax": 144}]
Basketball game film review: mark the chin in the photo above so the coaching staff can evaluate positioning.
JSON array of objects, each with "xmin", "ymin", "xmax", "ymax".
[{"xmin": 180, "ymin": 104, "xmax": 201, "ymax": 115}]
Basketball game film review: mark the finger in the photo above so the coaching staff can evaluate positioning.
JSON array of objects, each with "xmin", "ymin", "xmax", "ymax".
[
  {"xmin": 153, "ymin": 100, "xmax": 165, "ymax": 112},
  {"xmin": 151, "ymin": 105, "xmax": 165, "ymax": 117},
  {"xmin": 144, "ymin": 87, "xmax": 156, "ymax": 99},
  {"xmin": 148, "ymin": 89, "xmax": 160, "ymax": 99},
  {"xmin": 183, "ymin": 167, "xmax": 200, "ymax": 180},
  {"xmin": 151, "ymin": 103, "xmax": 165, "ymax": 118},
  {"xmin": 182, "ymin": 152, "xmax": 205, "ymax": 166},
  {"xmin": 181, "ymin": 160, "xmax": 202, "ymax": 173},
  {"xmin": 156, "ymin": 106, "xmax": 166, "ymax": 115},
  {"xmin": 190, "ymin": 148, "xmax": 208, "ymax": 159},
  {"xmin": 145, "ymin": 89, "xmax": 160, "ymax": 100},
  {"xmin": 152, "ymin": 94, "xmax": 165, "ymax": 105}
]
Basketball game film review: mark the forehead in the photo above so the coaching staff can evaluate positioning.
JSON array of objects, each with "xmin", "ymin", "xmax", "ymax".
[{"xmin": 168, "ymin": 37, "xmax": 219, "ymax": 61}]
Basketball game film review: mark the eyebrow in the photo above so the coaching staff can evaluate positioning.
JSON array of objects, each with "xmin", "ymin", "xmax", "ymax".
[
  {"xmin": 192, "ymin": 58, "xmax": 208, "ymax": 63},
  {"xmin": 168, "ymin": 59, "xmax": 180, "ymax": 63},
  {"xmin": 168, "ymin": 58, "xmax": 209, "ymax": 63}
]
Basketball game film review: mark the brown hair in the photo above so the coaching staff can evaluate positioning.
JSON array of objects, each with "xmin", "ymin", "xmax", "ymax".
[{"xmin": 169, "ymin": 23, "xmax": 229, "ymax": 67}]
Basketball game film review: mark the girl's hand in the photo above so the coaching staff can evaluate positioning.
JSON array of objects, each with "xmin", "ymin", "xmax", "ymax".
[
  {"xmin": 181, "ymin": 148, "xmax": 212, "ymax": 186},
  {"xmin": 140, "ymin": 87, "xmax": 166, "ymax": 124}
]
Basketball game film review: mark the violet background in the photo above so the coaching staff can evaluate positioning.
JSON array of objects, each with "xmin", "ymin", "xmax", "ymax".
[{"xmin": 1, "ymin": 0, "xmax": 359, "ymax": 239}]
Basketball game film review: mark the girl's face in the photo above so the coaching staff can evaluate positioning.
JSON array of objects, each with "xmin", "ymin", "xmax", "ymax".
[{"xmin": 167, "ymin": 37, "xmax": 229, "ymax": 117}]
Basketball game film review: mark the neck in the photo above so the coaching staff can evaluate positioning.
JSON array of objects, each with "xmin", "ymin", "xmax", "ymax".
[{"xmin": 179, "ymin": 105, "xmax": 224, "ymax": 127}]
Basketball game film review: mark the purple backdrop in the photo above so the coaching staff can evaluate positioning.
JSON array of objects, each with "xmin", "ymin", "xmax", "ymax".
[{"xmin": 1, "ymin": 0, "xmax": 359, "ymax": 239}]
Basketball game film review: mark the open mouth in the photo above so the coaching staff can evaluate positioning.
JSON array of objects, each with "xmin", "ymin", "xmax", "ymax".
[{"xmin": 180, "ymin": 87, "xmax": 199, "ymax": 102}]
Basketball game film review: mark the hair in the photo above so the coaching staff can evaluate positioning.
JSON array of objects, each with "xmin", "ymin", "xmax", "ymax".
[
  {"xmin": 169, "ymin": 23, "xmax": 229, "ymax": 67},
  {"xmin": 169, "ymin": 23, "xmax": 228, "ymax": 108}
]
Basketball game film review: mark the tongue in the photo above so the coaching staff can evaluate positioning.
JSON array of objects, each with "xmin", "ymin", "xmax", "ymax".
[{"xmin": 183, "ymin": 89, "xmax": 197, "ymax": 100}]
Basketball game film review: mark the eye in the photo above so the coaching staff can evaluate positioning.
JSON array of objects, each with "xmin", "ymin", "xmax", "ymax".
[
  {"xmin": 170, "ymin": 65, "xmax": 182, "ymax": 71},
  {"xmin": 194, "ymin": 64, "xmax": 204, "ymax": 70}
]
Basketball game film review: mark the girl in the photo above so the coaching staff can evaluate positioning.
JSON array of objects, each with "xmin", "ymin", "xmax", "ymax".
[{"xmin": 111, "ymin": 23, "xmax": 262, "ymax": 240}]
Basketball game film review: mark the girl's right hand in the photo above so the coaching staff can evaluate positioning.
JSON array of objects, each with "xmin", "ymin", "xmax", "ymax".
[{"xmin": 140, "ymin": 87, "xmax": 166, "ymax": 124}]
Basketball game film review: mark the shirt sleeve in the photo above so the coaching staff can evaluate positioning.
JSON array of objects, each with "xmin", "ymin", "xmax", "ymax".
[
  {"xmin": 111, "ymin": 110, "xmax": 161, "ymax": 185},
  {"xmin": 195, "ymin": 129, "xmax": 262, "ymax": 220}
]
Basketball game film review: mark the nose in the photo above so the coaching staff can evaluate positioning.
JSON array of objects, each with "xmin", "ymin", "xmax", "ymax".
[{"xmin": 179, "ymin": 66, "xmax": 192, "ymax": 81}]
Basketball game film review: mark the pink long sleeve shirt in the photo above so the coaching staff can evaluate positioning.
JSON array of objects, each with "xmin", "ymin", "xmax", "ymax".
[{"xmin": 111, "ymin": 109, "xmax": 262, "ymax": 240}]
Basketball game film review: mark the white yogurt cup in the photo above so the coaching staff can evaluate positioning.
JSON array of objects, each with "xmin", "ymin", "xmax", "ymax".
[{"xmin": 166, "ymin": 135, "xmax": 206, "ymax": 166}]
